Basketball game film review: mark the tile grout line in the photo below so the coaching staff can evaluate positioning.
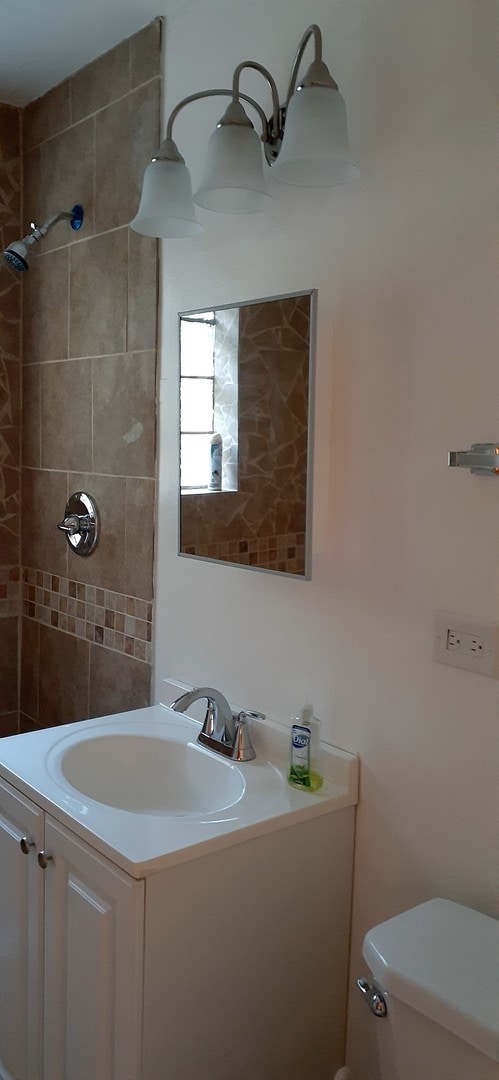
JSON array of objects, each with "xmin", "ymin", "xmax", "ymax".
[
  {"xmin": 22, "ymin": 348, "xmax": 153, "ymax": 366},
  {"xmin": 25, "ymin": 73, "xmax": 161, "ymax": 154},
  {"xmin": 21, "ymin": 465, "xmax": 155, "ymax": 481}
]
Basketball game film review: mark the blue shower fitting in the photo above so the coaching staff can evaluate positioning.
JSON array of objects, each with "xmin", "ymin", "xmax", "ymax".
[{"xmin": 30, "ymin": 202, "xmax": 84, "ymax": 241}]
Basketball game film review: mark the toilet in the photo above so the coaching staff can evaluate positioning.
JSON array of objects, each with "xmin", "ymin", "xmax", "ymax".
[{"xmin": 359, "ymin": 898, "xmax": 499, "ymax": 1080}]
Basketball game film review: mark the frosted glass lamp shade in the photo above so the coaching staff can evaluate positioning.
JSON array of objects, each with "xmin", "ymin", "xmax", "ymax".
[
  {"xmin": 130, "ymin": 157, "xmax": 202, "ymax": 237},
  {"xmin": 272, "ymin": 85, "xmax": 360, "ymax": 187},
  {"xmin": 194, "ymin": 123, "xmax": 272, "ymax": 213}
]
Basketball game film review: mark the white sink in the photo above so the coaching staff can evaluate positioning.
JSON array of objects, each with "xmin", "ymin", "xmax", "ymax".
[
  {"xmin": 60, "ymin": 732, "xmax": 245, "ymax": 814},
  {"xmin": 0, "ymin": 690, "xmax": 358, "ymax": 875}
]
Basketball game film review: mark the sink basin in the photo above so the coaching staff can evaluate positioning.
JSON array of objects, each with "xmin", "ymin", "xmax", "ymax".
[
  {"xmin": 59, "ymin": 732, "xmax": 245, "ymax": 814},
  {"xmin": 0, "ymin": 695, "xmax": 358, "ymax": 875}
]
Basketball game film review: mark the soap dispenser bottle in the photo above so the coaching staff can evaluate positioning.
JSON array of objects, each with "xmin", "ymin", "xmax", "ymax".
[{"xmin": 288, "ymin": 704, "xmax": 323, "ymax": 792}]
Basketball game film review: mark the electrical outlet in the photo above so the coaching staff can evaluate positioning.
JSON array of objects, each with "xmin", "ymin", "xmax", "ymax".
[{"xmin": 434, "ymin": 614, "xmax": 499, "ymax": 678}]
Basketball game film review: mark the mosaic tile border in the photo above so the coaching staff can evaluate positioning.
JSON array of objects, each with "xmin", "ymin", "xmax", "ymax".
[
  {"xmin": 182, "ymin": 532, "xmax": 306, "ymax": 575},
  {"xmin": 22, "ymin": 567, "xmax": 152, "ymax": 664}
]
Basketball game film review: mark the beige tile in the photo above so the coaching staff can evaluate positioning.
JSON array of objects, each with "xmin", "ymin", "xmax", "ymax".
[
  {"xmin": 89, "ymin": 643, "xmax": 151, "ymax": 718},
  {"xmin": 0, "ymin": 464, "xmax": 20, "ymax": 566},
  {"xmin": 127, "ymin": 230, "xmax": 158, "ymax": 351},
  {"xmin": 23, "ymin": 80, "xmax": 71, "ymax": 151},
  {"xmin": 1, "ymin": 149, "xmax": 20, "ymax": 220},
  {"xmin": 92, "ymin": 352, "xmax": 156, "ymax": 477},
  {"xmin": 38, "ymin": 117, "xmax": 95, "ymax": 250},
  {"xmin": 0, "ymin": 616, "xmax": 18, "ymax": 711},
  {"xmin": 22, "ymin": 146, "xmax": 46, "ymax": 239},
  {"xmin": 39, "ymin": 623, "xmax": 89, "ymax": 726},
  {"xmin": 0, "ymin": 426, "xmax": 20, "ymax": 473},
  {"xmin": 22, "ymin": 246, "xmax": 69, "ymax": 364},
  {"xmin": 0, "ymin": 712, "xmax": 19, "ymax": 736},
  {"xmin": 0, "ymin": 355, "xmax": 21, "ymax": 432},
  {"xmin": 41, "ymin": 359, "xmax": 92, "ymax": 471},
  {"xmin": 21, "ymin": 468, "xmax": 68, "ymax": 576},
  {"xmin": 0, "ymin": 270, "xmax": 21, "ymax": 360},
  {"xmin": 0, "ymin": 103, "xmax": 21, "ymax": 163},
  {"xmin": 20, "ymin": 617, "xmax": 39, "ymax": 722},
  {"xmin": 125, "ymin": 477, "xmax": 155, "ymax": 601},
  {"xmin": 71, "ymin": 39, "xmax": 131, "ymax": 125},
  {"xmin": 0, "ymin": 156, "xmax": 22, "ymax": 268},
  {"xmin": 95, "ymin": 80, "xmax": 160, "ymax": 233},
  {"xmin": 21, "ymin": 364, "xmax": 41, "ymax": 467},
  {"xmin": 130, "ymin": 20, "xmax": 162, "ymax": 88},
  {"xmin": 69, "ymin": 230, "xmax": 128, "ymax": 358},
  {"xmin": 0, "ymin": 519, "xmax": 19, "ymax": 567},
  {"xmin": 67, "ymin": 471, "xmax": 126, "ymax": 592},
  {"xmin": 19, "ymin": 713, "xmax": 41, "ymax": 733}
]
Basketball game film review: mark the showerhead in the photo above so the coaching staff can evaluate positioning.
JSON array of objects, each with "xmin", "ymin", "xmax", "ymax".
[
  {"xmin": 3, "ymin": 239, "xmax": 30, "ymax": 272},
  {"xmin": 3, "ymin": 203, "xmax": 84, "ymax": 272}
]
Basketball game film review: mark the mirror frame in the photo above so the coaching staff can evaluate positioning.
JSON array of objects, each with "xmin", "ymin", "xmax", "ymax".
[{"xmin": 177, "ymin": 289, "xmax": 317, "ymax": 579}]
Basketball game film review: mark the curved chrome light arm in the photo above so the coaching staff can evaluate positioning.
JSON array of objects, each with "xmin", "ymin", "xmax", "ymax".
[
  {"xmin": 232, "ymin": 60, "xmax": 281, "ymax": 141},
  {"xmin": 286, "ymin": 24, "xmax": 322, "ymax": 100},
  {"xmin": 285, "ymin": 23, "xmax": 338, "ymax": 101},
  {"xmin": 165, "ymin": 87, "xmax": 269, "ymax": 146}
]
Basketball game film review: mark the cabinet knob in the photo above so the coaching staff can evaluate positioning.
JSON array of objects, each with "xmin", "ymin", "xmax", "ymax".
[
  {"xmin": 20, "ymin": 836, "xmax": 35, "ymax": 855},
  {"xmin": 37, "ymin": 851, "xmax": 53, "ymax": 869}
]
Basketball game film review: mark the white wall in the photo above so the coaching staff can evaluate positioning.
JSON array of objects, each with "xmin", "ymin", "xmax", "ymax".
[{"xmin": 154, "ymin": 2, "xmax": 498, "ymax": 1075}]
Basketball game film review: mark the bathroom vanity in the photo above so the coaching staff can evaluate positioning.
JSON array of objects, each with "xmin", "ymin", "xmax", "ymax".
[{"xmin": 0, "ymin": 681, "xmax": 358, "ymax": 1080}]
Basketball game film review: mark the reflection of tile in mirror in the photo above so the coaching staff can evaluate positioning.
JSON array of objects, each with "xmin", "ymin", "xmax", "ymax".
[{"xmin": 179, "ymin": 290, "xmax": 314, "ymax": 578}]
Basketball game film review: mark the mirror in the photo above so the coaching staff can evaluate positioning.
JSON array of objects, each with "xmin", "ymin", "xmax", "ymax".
[{"xmin": 179, "ymin": 290, "xmax": 315, "ymax": 577}]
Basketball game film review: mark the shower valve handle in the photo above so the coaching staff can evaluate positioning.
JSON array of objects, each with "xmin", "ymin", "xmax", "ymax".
[
  {"xmin": 57, "ymin": 514, "xmax": 82, "ymax": 536},
  {"xmin": 56, "ymin": 492, "xmax": 99, "ymax": 557},
  {"xmin": 57, "ymin": 513, "xmax": 94, "ymax": 535}
]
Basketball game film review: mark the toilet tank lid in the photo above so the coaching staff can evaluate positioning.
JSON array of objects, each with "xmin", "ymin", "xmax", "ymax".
[{"xmin": 362, "ymin": 898, "xmax": 499, "ymax": 1062}]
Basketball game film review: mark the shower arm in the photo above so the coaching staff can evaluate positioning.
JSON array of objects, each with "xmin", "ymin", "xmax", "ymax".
[
  {"xmin": 30, "ymin": 210, "xmax": 75, "ymax": 242},
  {"xmin": 27, "ymin": 204, "xmax": 84, "ymax": 245}
]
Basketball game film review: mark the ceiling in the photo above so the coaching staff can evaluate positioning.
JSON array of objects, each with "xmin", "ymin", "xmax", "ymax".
[{"xmin": 0, "ymin": 0, "xmax": 186, "ymax": 106}]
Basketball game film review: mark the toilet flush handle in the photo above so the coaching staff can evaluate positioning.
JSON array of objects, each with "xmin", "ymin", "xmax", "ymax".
[{"xmin": 357, "ymin": 977, "xmax": 387, "ymax": 1017}]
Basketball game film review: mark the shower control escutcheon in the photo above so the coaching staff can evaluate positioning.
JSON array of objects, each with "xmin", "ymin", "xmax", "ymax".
[{"xmin": 57, "ymin": 491, "xmax": 99, "ymax": 557}]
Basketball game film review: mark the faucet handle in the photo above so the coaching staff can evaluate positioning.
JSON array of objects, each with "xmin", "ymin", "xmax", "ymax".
[{"xmin": 232, "ymin": 710, "xmax": 264, "ymax": 761}]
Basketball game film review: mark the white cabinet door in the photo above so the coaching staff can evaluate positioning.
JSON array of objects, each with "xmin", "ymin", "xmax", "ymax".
[
  {"xmin": 42, "ymin": 816, "xmax": 145, "ymax": 1080},
  {"xmin": 0, "ymin": 777, "xmax": 44, "ymax": 1080}
]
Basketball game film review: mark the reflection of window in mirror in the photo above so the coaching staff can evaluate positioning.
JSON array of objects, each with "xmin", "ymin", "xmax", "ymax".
[{"xmin": 180, "ymin": 310, "xmax": 239, "ymax": 492}]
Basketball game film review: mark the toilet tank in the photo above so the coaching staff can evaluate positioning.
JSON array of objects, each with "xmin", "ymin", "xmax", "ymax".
[{"xmin": 361, "ymin": 899, "xmax": 499, "ymax": 1080}]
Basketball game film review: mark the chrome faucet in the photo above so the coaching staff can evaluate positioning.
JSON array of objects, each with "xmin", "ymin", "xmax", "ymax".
[{"xmin": 170, "ymin": 686, "xmax": 260, "ymax": 760}]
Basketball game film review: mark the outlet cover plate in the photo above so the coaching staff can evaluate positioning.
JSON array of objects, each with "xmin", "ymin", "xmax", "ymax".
[{"xmin": 434, "ymin": 613, "xmax": 499, "ymax": 678}]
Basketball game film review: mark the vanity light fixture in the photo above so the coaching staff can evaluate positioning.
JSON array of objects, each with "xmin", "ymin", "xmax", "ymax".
[{"xmin": 130, "ymin": 24, "xmax": 359, "ymax": 238}]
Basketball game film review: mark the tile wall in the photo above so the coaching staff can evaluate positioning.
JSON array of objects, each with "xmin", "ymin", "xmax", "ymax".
[
  {"xmin": 0, "ymin": 104, "xmax": 22, "ymax": 735},
  {"xmin": 14, "ymin": 20, "xmax": 161, "ymax": 732}
]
